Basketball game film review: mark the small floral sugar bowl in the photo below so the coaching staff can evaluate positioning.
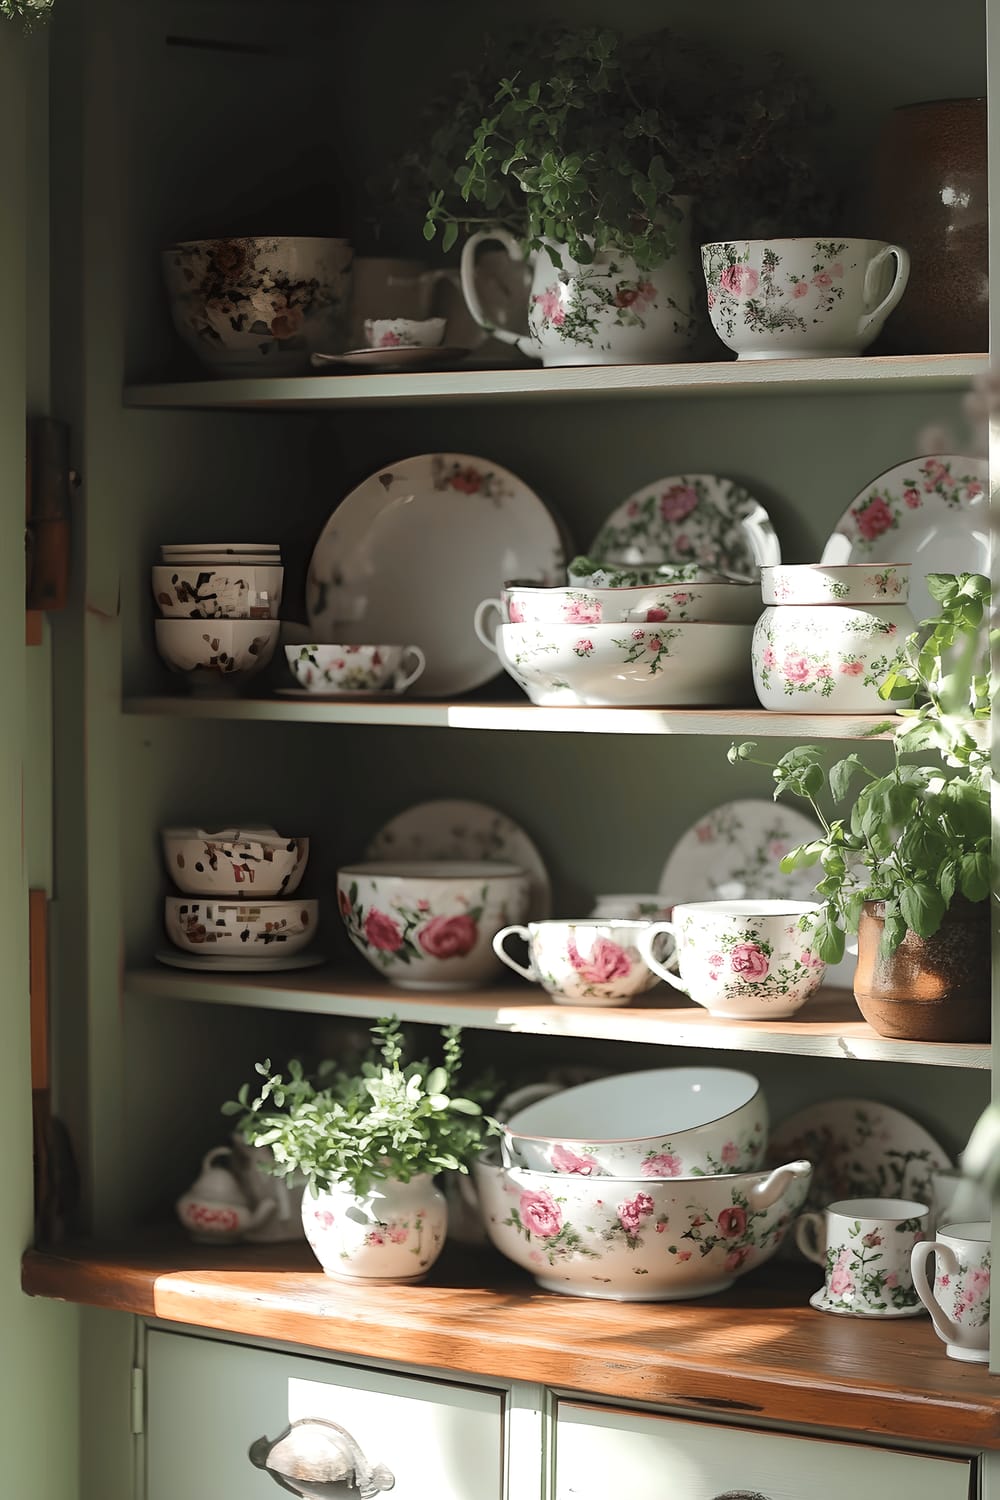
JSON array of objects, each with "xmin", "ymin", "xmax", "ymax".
[{"xmin": 753, "ymin": 564, "xmax": 916, "ymax": 714}]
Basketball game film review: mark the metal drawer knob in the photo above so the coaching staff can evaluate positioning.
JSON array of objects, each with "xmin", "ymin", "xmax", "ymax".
[
  {"xmin": 249, "ymin": 1417, "xmax": 395, "ymax": 1500},
  {"xmin": 710, "ymin": 1493, "xmax": 771, "ymax": 1499}
]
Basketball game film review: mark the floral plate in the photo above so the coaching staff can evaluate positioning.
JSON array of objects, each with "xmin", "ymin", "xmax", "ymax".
[
  {"xmin": 658, "ymin": 798, "xmax": 823, "ymax": 905},
  {"xmin": 808, "ymin": 1286, "xmax": 926, "ymax": 1319},
  {"xmin": 588, "ymin": 474, "xmax": 780, "ymax": 581},
  {"xmin": 820, "ymin": 454, "xmax": 988, "ymax": 625},
  {"xmin": 363, "ymin": 798, "xmax": 551, "ymax": 919},
  {"xmin": 154, "ymin": 949, "xmax": 326, "ymax": 972},
  {"xmin": 769, "ymin": 1097, "xmax": 953, "ymax": 1227},
  {"xmin": 306, "ymin": 453, "xmax": 566, "ymax": 696}
]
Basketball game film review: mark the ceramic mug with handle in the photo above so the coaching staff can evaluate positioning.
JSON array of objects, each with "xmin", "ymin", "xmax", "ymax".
[
  {"xmin": 796, "ymin": 1196, "xmax": 929, "ymax": 1316},
  {"xmin": 911, "ymin": 1220, "xmax": 991, "ymax": 1361},
  {"xmin": 637, "ymin": 899, "xmax": 826, "ymax": 1019},
  {"xmin": 493, "ymin": 919, "xmax": 668, "ymax": 1007}
]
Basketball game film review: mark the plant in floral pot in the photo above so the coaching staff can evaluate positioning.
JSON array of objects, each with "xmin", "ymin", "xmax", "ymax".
[
  {"xmin": 412, "ymin": 25, "xmax": 833, "ymax": 367},
  {"xmin": 225, "ymin": 1019, "xmax": 498, "ymax": 1283},
  {"xmin": 729, "ymin": 572, "xmax": 992, "ymax": 1043}
]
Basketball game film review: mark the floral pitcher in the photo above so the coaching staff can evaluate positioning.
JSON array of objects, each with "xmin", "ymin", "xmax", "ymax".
[{"xmin": 459, "ymin": 205, "xmax": 700, "ymax": 367}]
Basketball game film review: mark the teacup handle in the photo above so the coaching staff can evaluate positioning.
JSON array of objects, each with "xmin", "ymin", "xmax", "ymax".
[
  {"xmin": 911, "ymin": 1240, "xmax": 963, "ymax": 1344},
  {"xmin": 492, "ymin": 924, "xmax": 537, "ymax": 982},
  {"xmin": 794, "ymin": 1211, "xmax": 827, "ymax": 1266},
  {"xmin": 473, "ymin": 598, "xmax": 503, "ymax": 652},
  {"xmin": 394, "ymin": 646, "xmax": 426, "ymax": 692},
  {"xmin": 859, "ymin": 244, "xmax": 910, "ymax": 338},
  {"xmin": 460, "ymin": 229, "xmax": 525, "ymax": 344},
  {"xmin": 636, "ymin": 921, "xmax": 687, "ymax": 992}
]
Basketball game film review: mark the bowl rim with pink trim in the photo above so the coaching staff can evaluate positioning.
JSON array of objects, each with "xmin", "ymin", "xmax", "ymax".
[{"xmin": 760, "ymin": 562, "xmax": 911, "ymax": 606}]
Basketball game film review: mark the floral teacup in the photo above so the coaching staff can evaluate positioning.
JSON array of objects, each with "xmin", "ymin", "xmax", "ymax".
[
  {"xmin": 492, "ymin": 919, "xmax": 670, "ymax": 1007},
  {"xmin": 797, "ymin": 1197, "xmax": 929, "ymax": 1317},
  {"xmin": 285, "ymin": 643, "xmax": 425, "ymax": 695},
  {"xmin": 911, "ymin": 1220, "xmax": 991, "ymax": 1360},
  {"xmin": 637, "ymin": 899, "xmax": 826, "ymax": 1019},
  {"xmin": 701, "ymin": 237, "xmax": 910, "ymax": 359}
]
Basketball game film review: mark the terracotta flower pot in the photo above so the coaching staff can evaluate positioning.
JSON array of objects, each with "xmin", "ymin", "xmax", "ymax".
[
  {"xmin": 853, "ymin": 897, "xmax": 990, "ymax": 1042},
  {"xmin": 867, "ymin": 98, "xmax": 988, "ymax": 353}
]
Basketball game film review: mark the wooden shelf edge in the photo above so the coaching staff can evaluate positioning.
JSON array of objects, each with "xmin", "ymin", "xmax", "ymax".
[
  {"xmin": 21, "ymin": 1238, "xmax": 1000, "ymax": 1449},
  {"xmin": 123, "ymin": 969, "xmax": 990, "ymax": 1069},
  {"xmin": 122, "ymin": 353, "xmax": 987, "ymax": 411}
]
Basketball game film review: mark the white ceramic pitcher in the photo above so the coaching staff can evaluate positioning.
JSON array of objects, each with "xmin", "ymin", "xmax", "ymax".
[{"xmin": 459, "ymin": 203, "xmax": 700, "ymax": 367}]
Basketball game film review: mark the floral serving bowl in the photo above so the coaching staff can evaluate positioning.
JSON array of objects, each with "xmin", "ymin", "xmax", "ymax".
[
  {"xmin": 502, "ymin": 1066, "xmax": 767, "ymax": 1177},
  {"xmin": 161, "ymin": 235, "xmax": 353, "ymax": 377},
  {"xmin": 752, "ymin": 603, "xmax": 916, "ymax": 714},
  {"xmin": 492, "ymin": 919, "xmax": 669, "ymax": 1007},
  {"xmin": 165, "ymin": 896, "xmax": 318, "ymax": 954},
  {"xmin": 477, "ymin": 577, "xmax": 759, "ymax": 629},
  {"xmin": 471, "ymin": 1154, "xmax": 812, "ymax": 1300},
  {"xmin": 154, "ymin": 619, "xmax": 280, "ymax": 689},
  {"xmin": 284, "ymin": 642, "xmax": 425, "ymax": 696},
  {"xmin": 336, "ymin": 860, "xmax": 531, "ymax": 991},
  {"xmin": 152, "ymin": 564, "xmax": 284, "ymax": 620},
  {"xmin": 488, "ymin": 621, "xmax": 754, "ymax": 707},
  {"xmin": 161, "ymin": 827, "xmax": 308, "ymax": 898},
  {"xmin": 761, "ymin": 562, "xmax": 910, "ymax": 607}
]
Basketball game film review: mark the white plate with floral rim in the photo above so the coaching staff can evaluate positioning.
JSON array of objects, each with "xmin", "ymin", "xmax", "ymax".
[
  {"xmin": 154, "ymin": 949, "xmax": 327, "ymax": 972},
  {"xmin": 768, "ymin": 1097, "xmax": 953, "ymax": 1231},
  {"xmin": 820, "ymin": 454, "xmax": 989, "ymax": 626},
  {"xmin": 306, "ymin": 453, "xmax": 566, "ymax": 696},
  {"xmin": 658, "ymin": 798, "xmax": 823, "ymax": 905},
  {"xmin": 588, "ymin": 474, "xmax": 780, "ymax": 581},
  {"xmin": 363, "ymin": 798, "xmax": 551, "ymax": 920}
]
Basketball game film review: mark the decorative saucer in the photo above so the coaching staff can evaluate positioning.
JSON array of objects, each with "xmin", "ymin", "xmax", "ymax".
[
  {"xmin": 311, "ymin": 346, "xmax": 469, "ymax": 372},
  {"xmin": 809, "ymin": 1286, "xmax": 926, "ymax": 1319}
]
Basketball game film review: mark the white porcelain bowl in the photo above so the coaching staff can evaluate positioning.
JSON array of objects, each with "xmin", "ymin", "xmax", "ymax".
[
  {"xmin": 752, "ymin": 603, "xmax": 915, "ymax": 713},
  {"xmin": 337, "ymin": 860, "xmax": 531, "ymax": 991},
  {"xmin": 480, "ymin": 578, "xmax": 759, "ymax": 628},
  {"xmin": 161, "ymin": 827, "xmax": 308, "ymax": 898},
  {"xmin": 761, "ymin": 563, "xmax": 910, "ymax": 606},
  {"xmin": 162, "ymin": 236, "xmax": 353, "ymax": 376},
  {"xmin": 154, "ymin": 619, "xmax": 280, "ymax": 687},
  {"xmin": 503, "ymin": 1066, "xmax": 767, "ymax": 1177},
  {"xmin": 489, "ymin": 621, "xmax": 754, "ymax": 707},
  {"xmin": 472, "ymin": 1155, "xmax": 811, "ymax": 1300},
  {"xmin": 152, "ymin": 565, "xmax": 284, "ymax": 620},
  {"xmin": 284, "ymin": 642, "xmax": 425, "ymax": 695},
  {"xmin": 363, "ymin": 316, "xmax": 446, "ymax": 349},
  {"xmin": 165, "ymin": 896, "xmax": 318, "ymax": 954}
]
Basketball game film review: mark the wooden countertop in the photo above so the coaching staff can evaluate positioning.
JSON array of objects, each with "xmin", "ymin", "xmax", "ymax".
[{"xmin": 22, "ymin": 1238, "xmax": 1000, "ymax": 1450}]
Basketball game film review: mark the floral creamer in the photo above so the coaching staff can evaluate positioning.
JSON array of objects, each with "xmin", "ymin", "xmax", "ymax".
[
  {"xmin": 912, "ymin": 1220, "xmax": 991, "ymax": 1361},
  {"xmin": 303, "ymin": 1174, "xmax": 447, "ymax": 1284}
]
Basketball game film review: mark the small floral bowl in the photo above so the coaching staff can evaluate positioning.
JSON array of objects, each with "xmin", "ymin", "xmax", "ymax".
[
  {"xmin": 475, "ymin": 578, "xmax": 759, "ymax": 631},
  {"xmin": 363, "ymin": 316, "xmax": 446, "ymax": 349},
  {"xmin": 502, "ymin": 1066, "xmax": 767, "ymax": 1177},
  {"xmin": 161, "ymin": 827, "xmax": 308, "ymax": 898},
  {"xmin": 761, "ymin": 563, "xmax": 910, "ymax": 607},
  {"xmin": 154, "ymin": 619, "xmax": 280, "ymax": 690},
  {"xmin": 472, "ymin": 1154, "xmax": 811, "ymax": 1300},
  {"xmin": 493, "ymin": 919, "xmax": 668, "ymax": 1007},
  {"xmin": 285, "ymin": 643, "xmax": 425, "ymax": 696},
  {"xmin": 752, "ymin": 603, "xmax": 916, "ymax": 714},
  {"xmin": 152, "ymin": 564, "xmax": 284, "ymax": 620},
  {"xmin": 337, "ymin": 861, "xmax": 531, "ymax": 991},
  {"xmin": 165, "ymin": 897, "xmax": 318, "ymax": 954}
]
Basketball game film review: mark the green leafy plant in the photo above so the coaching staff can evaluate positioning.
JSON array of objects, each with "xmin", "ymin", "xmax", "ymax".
[
  {"xmin": 729, "ymin": 573, "xmax": 992, "ymax": 962},
  {"xmin": 414, "ymin": 26, "xmax": 834, "ymax": 269},
  {"xmin": 1, "ymin": 0, "xmax": 52, "ymax": 26},
  {"xmin": 224, "ymin": 1018, "xmax": 499, "ymax": 1196}
]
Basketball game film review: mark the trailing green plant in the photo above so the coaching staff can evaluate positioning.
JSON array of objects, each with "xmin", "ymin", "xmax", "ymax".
[
  {"xmin": 223, "ymin": 1018, "xmax": 499, "ymax": 1196},
  {"xmin": 409, "ymin": 25, "xmax": 834, "ymax": 269},
  {"xmin": 1, "ymin": 0, "xmax": 52, "ymax": 26},
  {"xmin": 728, "ymin": 573, "xmax": 993, "ymax": 962}
]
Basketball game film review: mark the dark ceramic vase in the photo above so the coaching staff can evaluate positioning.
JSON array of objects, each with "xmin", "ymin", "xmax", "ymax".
[
  {"xmin": 853, "ymin": 897, "xmax": 990, "ymax": 1042},
  {"xmin": 867, "ymin": 98, "xmax": 988, "ymax": 353}
]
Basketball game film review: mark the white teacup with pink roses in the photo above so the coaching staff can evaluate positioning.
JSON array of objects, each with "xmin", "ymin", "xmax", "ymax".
[
  {"xmin": 796, "ymin": 1196, "xmax": 930, "ymax": 1317},
  {"xmin": 638, "ymin": 899, "xmax": 826, "ymax": 1019},
  {"xmin": 492, "ymin": 919, "xmax": 669, "ymax": 1007},
  {"xmin": 911, "ymin": 1220, "xmax": 992, "ymax": 1360}
]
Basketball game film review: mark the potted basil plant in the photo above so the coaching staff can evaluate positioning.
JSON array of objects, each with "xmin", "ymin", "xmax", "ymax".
[
  {"xmin": 729, "ymin": 572, "xmax": 992, "ymax": 1043},
  {"xmin": 225, "ymin": 1018, "xmax": 498, "ymax": 1283}
]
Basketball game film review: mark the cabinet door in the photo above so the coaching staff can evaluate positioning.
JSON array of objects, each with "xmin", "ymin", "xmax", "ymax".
[
  {"xmin": 146, "ymin": 1328, "xmax": 504, "ymax": 1500},
  {"xmin": 554, "ymin": 1401, "xmax": 973, "ymax": 1500}
]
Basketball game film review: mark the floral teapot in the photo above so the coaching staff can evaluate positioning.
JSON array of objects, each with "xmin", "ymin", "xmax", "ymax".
[{"xmin": 459, "ymin": 206, "xmax": 700, "ymax": 368}]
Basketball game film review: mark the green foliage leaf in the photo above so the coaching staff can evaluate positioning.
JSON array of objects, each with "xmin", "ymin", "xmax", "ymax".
[
  {"xmin": 958, "ymin": 849, "xmax": 991, "ymax": 903},
  {"xmin": 899, "ymin": 882, "xmax": 946, "ymax": 939}
]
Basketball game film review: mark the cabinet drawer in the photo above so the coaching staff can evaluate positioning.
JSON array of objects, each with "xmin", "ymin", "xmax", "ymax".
[
  {"xmin": 554, "ymin": 1401, "xmax": 972, "ymax": 1500},
  {"xmin": 146, "ymin": 1328, "xmax": 504, "ymax": 1500}
]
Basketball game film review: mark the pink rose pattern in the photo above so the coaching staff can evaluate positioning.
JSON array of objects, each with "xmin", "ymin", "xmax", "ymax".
[
  {"xmin": 417, "ymin": 913, "xmax": 478, "ymax": 959},
  {"xmin": 566, "ymin": 935, "xmax": 632, "ymax": 985},
  {"xmin": 588, "ymin": 474, "xmax": 760, "ymax": 583},
  {"xmin": 341, "ymin": 881, "xmax": 497, "ymax": 974},
  {"xmin": 949, "ymin": 1253, "xmax": 991, "ymax": 1327},
  {"xmin": 846, "ymin": 458, "xmax": 987, "ymax": 554},
  {"xmin": 820, "ymin": 1212, "xmax": 927, "ymax": 1311},
  {"xmin": 519, "ymin": 1189, "xmax": 563, "ymax": 1238},
  {"xmin": 676, "ymin": 912, "xmax": 824, "ymax": 1002},
  {"xmin": 550, "ymin": 1144, "xmax": 596, "ymax": 1176},
  {"xmin": 529, "ymin": 269, "xmax": 669, "ymax": 348},
  {"xmin": 754, "ymin": 615, "xmax": 904, "ymax": 700},
  {"xmin": 704, "ymin": 239, "xmax": 850, "ymax": 341}
]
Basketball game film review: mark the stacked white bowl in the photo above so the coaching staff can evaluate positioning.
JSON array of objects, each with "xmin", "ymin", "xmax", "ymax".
[
  {"xmin": 471, "ymin": 1066, "xmax": 812, "ymax": 1300},
  {"xmin": 473, "ymin": 562, "xmax": 760, "ymax": 707},
  {"xmin": 160, "ymin": 826, "xmax": 317, "ymax": 967},
  {"xmin": 152, "ymin": 542, "xmax": 283, "ymax": 690}
]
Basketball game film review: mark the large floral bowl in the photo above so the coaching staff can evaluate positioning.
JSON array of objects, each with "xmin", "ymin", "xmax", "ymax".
[
  {"xmin": 336, "ymin": 860, "xmax": 531, "ymax": 991},
  {"xmin": 162, "ymin": 236, "xmax": 353, "ymax": 377},
  {"xmin": 165, "ymin": 897, "xmax": 318, "ymax": 954},
  {"xmin": 161, "ymin": 827, "xmax": 308, "ymax": 898},
  {"xmin": 502, "ymin": 1066, "xmax": 767, "ymax": 1177},
  {"xmin": 760, "ymin": 563, "xmax": 910, "ymax": 607},
  {"xmin": 490, "ymin": 621, "xmax": 754, "ymax": 707},
  {"xmin": 752, "ymin": 603, "xmax": 915, "ymax": 713},
  {"xmin": 477, "ymin": 578, "xmax": 759, "ymax": 631},
  {"xmin": 154, "ymin": 619, "xmax": 279, "ymax": 689},
  {"xmin": 472, "ymin": 1155, "xmax": 811, "ymax": 1300}
]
